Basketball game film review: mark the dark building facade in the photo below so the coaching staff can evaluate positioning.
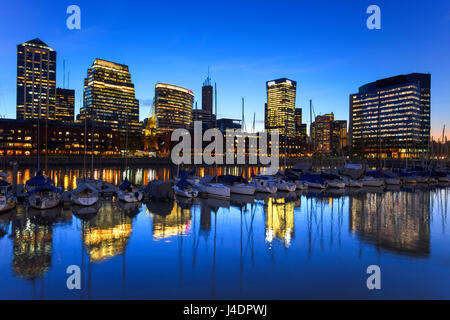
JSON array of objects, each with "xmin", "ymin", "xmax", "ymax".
[
  {"xmin": 16, "ymin": 39, "xmax": 57, "ymax": 120},
  {"xmin": 202, "ymin": 75, "xmax": 213, "ymax": 114},
  {"xmin": 311, "ymin": 113, "xmax": 347, "ymax": 155},
  {"xmin": 55, "ymin": 88, "xmax": 75, "ymax": 122},
  {"xmin": 349, "ymin": 73, "xmax": 431, "ymax": 159},
  {"xmin": 0, "ymin": 119, "xmax": 120, "ymax": 156},
  {"xmin": 294, "ymin": 108, "xmax": 307, "ymax": 145}
]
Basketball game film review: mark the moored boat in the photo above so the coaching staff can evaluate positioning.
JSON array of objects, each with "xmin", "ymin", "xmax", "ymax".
[
  {"xmin": 0, "ymin": 173, "xmax": 16, "ymax": 213},
  {"xmin": 71, "ymin": 183, "xmax": 99, "ymax": 206},
  {"xmin": 118, "ymin": 180, "xmax": 143, "ymax": 203}
]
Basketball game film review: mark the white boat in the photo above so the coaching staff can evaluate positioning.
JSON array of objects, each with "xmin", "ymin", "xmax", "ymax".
[
  {"xmin": 342, "ymin": 177, "xmax": 363, "ymax": 188},
  {"xmin": 438, "ymin": 175, "xmax": 450, "ymax": 183},
  {"xmin": 301, "ymin": 174, "xmax": 327, "ymax": 189},
  {"xmin": 77, "ymin": 178, "xmax": 117, "ymax": 195},
  {"xmin": 0, "ymin": 173, "xmax": 16, "ymax": 213},
  {"xmin": 252, "ymin": 176, "xmax": 278, "ymax": 193},
  {"xmin": 118, "ymin": 180, "xmax": 143, "ymax": 203},
  {"xmin": 71, "ymin": 183, "xmax": 99, "ymax": 206},
  {"xmin": 196, "ymin": 176, "xmax": 231, "ymax": 199},
  {"xmin": 174, "ymin": 179, "xmax": 199, "ymax": 198},
  {"xmin": 276, "ymin": 179, "xmax": 297, "ymax": 192},
  {"xmin": 218, "ymin": 175, "xmax": 256, "ymax": 195},
  {"xmin": 362, "ymin": 176, "xmax": 385, "ymax": 187},
  {"xmin": 28, "ymin": 183, "xmax": 62, "ymax": 210},
  {"xmin": 230, "ymin": 183, "xmax": 256, "ymax": 195}
]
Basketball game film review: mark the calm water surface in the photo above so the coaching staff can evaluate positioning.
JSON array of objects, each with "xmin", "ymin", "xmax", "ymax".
[{"xmin": 0, "ymin": 167, "xmax": 449, "ymax": 299}]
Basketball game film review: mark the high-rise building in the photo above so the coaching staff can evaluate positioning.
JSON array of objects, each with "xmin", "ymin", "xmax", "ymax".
[
  {"xmin": 79, "ymin": 59, "xmax": 140, "ymax": 135},
  {"xmin": 55, "ymin": 88, "xmax": 75, "ymax": 122},
  {"xmin": 294, "ymin": 108, "xmax": 307, "ymax": 144},
  {"xmin": 155, "ymin": 83, "xmax": 194, "ymax": 133},
  {"xmin": 202, "ymin": 75, "xmax": 213, "ymax": 114},
  {"xmin": 349, "ymin": 73, "xmax": 431, "ymax": 158},
  {"xmin": 16, "ymin": 38, "xmax": 57, "ymax": 120},
  {"xmin": 265, "ymin": 78, "xmax": 297, "ymax": 137},
  {"xmin": 311, "ymin": 113, "xmax": 347, "ymax": 155}
]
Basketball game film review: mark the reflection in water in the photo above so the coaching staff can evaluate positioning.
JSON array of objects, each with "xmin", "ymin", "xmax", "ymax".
[
  {"xmin": 81, "ymin": 200, "xmax": 133, "ymax": 263},
  {"xmin": 4, "ymin": 166, "xmax": 263, "ymax": 191},
  {"xmin": 150, "ymin": 200, "xmax": 192, "ymax": 241},
  {"xmin": 11, "ymin": 205, "xmax": 71, "ymax": 280},
  {"xmin": 349, "ymin": 188, "xmax": 430, "ymax": 257},
  {"xmin": 1, "ymin": 179, "xmax": 449, "ymax": 299},
  {"xmin": 264, "ymin": 196, "xmax": 295, "ymax": 248}
]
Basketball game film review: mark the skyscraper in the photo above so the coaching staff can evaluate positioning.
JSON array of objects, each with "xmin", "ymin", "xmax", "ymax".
[
  {"xmin": 294, "ymin": 108, "xmax": 307, "ymax": 145},
  {"xmin": 79, "ymin": 59, "xmax": 140, "ymax": 135},
  {"xmin": 155, "ymin": 83, "xmax": 194, "ymax": 133},
  {"xmin": 202, "ymin": 74, "xmax": 213, "ymax": 114},
  {"xmin": 265, "ymin": 78, "xmax": 297, "ymax": 137},
  {"xmin": 55, "ymin": 88, "xmax": 75, "ymax": 122},
  {"xmin": 16, "ymin": 38, "xmax": 57, "ymax": 120},
  {"xmin": 349, "ymin": 73, "xmax": 431, "ymax": 158}
]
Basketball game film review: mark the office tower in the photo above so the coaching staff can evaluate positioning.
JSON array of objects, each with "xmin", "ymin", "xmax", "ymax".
[
  {"xmin": 155, "ymin": 83, "xmax": 194, "ymax": 133},
  {"xmin": 16, "ymin": 38, "xmax": 57, "ymax": 120},
  {"xmin": 265, "ymin": 78, "xmax": 297, "ymax": 137},
  {"xmin": 55, "ymin": 88, "xmax": 75, "ymax": 122},
  {"xmin": 349, "ymin": 73, "xmax": 431, "ymax": 158},
  {"xmin": 294, "ymin": 108, "xmax": 307, "ymax": 145},
  {"xmin": 202, "ymin": 74, "xmax": 213, "ymax": 114},
  {"xmin": 79, "ymin": 59, "xmax": 140, "ymax": 135},
  {"xmin": 311, "ymin": 113, "xmax": 347, "ymax": 155}
]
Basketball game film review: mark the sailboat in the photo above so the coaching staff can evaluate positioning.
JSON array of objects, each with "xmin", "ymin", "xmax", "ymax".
[
  {"xmin": 217, "ymin": 175, "xmax": 256, "ymax": 195},
  {"xmin": 174, "ymin": 178, "xmax": 199, "ymax": 198},
  {"xmin": 0, "ymin": 172, "xmax": 16, "ymax": 213},
  {"xmin": 196, "ymin": 175, "xmax": 231, "ymax": 199},
  {"xmin": 71, "ymin": 183, "xmax": 99, "ymax": 206},
  {"xmin": 251, "ymin": 175, "xmax": 278, "ymax": 193}
]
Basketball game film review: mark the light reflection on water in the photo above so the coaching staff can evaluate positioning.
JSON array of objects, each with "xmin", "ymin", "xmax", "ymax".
[
  {"xmin": 0, "ymin": 171, "xmax": 449, "ymax": 299},
  {"xmin": 2, "ymin": 166, "xmax": 261, "ymax": 191}
]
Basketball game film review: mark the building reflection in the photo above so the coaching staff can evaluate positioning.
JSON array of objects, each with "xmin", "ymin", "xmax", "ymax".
[
  {"xmin": 11, "ymin": 205, "xmax": 71, "ymax": 280},
  {"xmin": 149, "ymin": 200, "xmax": 192, "ymax": 241},
  {"xmin": 81, "ymin": 200, "xmax": 133, "ymax": 263},
  {"xmin": 349, "ymin": 189, "xmax": 430, "ymax": 257},
  {"xmin": 264, "ymin": 196, "xmax": 295, "ymax": 248}
]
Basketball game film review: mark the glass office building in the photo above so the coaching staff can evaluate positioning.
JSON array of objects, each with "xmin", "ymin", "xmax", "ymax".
[
  {"xmin": 265, "ymin": 78, "xmax": 297, "ymax": 137},
  {"xmin": 79, "ymin": 59, "xmax": 140, "ymax": 135},
  {"xmin": 155, "ymin": 83, "xmax": 194, "ymax": 133},
  {"xmin": 55, "ymin": 88, "xmax": 75, "ymax": 122},
  {"xmin": 16, "ymin": 38, "xmax": 57, "ymax": 120},
  {"xmin": 349, "ymin": 73, "xmax": 431, "ymax": 159}
]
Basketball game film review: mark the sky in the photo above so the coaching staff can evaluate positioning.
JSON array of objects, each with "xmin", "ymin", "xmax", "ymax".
[{"xmin": 0, "ymin": 0, "xmax": 449, "ymax": 139}]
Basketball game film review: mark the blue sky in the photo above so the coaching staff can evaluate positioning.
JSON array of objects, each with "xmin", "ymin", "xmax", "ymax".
[{"xmin": 0, "ymin": 0, "xmax": 449, "ymax": 138}]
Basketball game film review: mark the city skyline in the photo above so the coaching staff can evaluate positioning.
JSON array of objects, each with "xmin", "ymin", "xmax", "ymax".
[{"xmin": 0, "ymin": 0, "xmax": 449, "ymax": 139}]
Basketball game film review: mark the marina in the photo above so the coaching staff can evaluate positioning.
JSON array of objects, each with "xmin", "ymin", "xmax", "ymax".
[{"xmin": 0, "ymin": 165, "xmax": 449, "ymax": 299}]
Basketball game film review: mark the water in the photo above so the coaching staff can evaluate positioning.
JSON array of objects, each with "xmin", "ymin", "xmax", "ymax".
[{"xmin": 0, "ymin": 167, "xmax": 449, "ymax": 299}]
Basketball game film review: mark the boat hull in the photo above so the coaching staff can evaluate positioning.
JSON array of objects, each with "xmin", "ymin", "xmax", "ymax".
[
  {"xmin": 0, "ymin": 196, "xmax": 16, "ymax": 213},
  {"xmin": 71, "ymin": 195, "xmax": 99, "ymax": 206},
  {"xmin": 230, "ymin": 184, "xmax": 256, "ymax": 195},
  {"xmin": 28, "ymin": 194, "xmax": 61, "ymax": 210},
  {"xmin": 118, "ymin": 190, "xmax": 143, "ymax": 203}
]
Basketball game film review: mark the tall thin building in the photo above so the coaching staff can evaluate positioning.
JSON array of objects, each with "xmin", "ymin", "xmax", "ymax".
[
  {"xmin": 349, "ymin": 73, "xmax": 431, "ymax": 158},
  {"xmin": 16, "ymin": 38, "xmax": 57, "ymax": 120},
  {"xmin": 79, "ymin": 59, "xmax": 140, "ymax": 135},
  {"xmin": 55, "ymin": 88, "xmax": 75, "ymax": 122},
  {"xmin": 202, "ymin": 73, "xmax": 213, "ymax": 114},
  {"xmin": 265, "ymin": 78, "xmax": 297, "ymax": 137},
  {"xmin": 155, "ymin": 83, "xmax": 194, "ymax": 133}
]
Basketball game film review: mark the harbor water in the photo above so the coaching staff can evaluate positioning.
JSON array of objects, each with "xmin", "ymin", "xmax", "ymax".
[{"xmin": 0, "ymin": 166, "xmax": 449, "ymax": 299}]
